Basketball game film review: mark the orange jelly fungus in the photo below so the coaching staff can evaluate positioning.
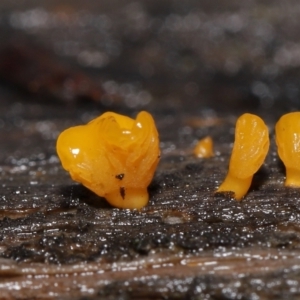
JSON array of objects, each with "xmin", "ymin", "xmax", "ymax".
[
  {"xmin": 216, "ymin": 113, "xmax": 269, "ymax": 200},
  {"xmin": 56, "ymin": 111, "xmax": 160, "ymax": 209},
  {"xmin": 193, "ymin": 136, "xmax": 214, "ymax": 158},
  {"xmin": 276, "ymin": 112, "xmax": 300, "ymax": 187}
]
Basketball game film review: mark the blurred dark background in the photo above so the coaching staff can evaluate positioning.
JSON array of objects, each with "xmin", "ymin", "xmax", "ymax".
[{"xmin": 0, "ymin": 0, "xmax": 299, "ymax": 114}]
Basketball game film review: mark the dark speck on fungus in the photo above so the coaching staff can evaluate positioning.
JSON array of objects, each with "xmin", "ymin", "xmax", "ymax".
[
  {"xmin": 116, "ymin": 174, "xmax": 124, "ymax": 180},
  {"xmin": 120, "ymin": 187, "xmax": 126, "ymax": 200}
]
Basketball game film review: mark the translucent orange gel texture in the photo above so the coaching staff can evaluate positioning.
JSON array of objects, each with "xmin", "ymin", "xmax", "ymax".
[
  {"xmin": 276, "ymin": 112, "xmax": 300, "ymax": 187},
  {"xmin": 216, "ymin": 113, "xmax": 269, "ymax": 200},
  {"xmin": 56, "ymin": 111, "xmax": 160, "ymax": 209},
  {"xmin": 193, "ymin": 136, "xmax": 213, "ymax": 158}
]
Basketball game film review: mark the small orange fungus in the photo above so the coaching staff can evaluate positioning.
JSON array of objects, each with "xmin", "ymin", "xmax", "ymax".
[
  {"xmin": 193, "ymin": 136, "xmax": 214, "ymax": 158},
  {"xmin": 216, "ymin": 113, "xmax": 269, "ymax": 200},
  {"xmin": 275, "ymin": 112, "xmax": 300, "ymax": 187},
  {"xmin": 56, "ymin": 111, "xmax": 160, "ymax": 209}
]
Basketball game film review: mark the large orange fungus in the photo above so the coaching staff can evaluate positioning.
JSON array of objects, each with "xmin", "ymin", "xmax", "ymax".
[{"xmin": 56, "ymin": 111, "xmax": 160, "ymax": 209}]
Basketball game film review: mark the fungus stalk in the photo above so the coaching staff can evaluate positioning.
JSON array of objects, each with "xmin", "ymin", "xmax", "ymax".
[{"xmin": 216, "ymin": 113, "xmax": 269, "ymax": 200}]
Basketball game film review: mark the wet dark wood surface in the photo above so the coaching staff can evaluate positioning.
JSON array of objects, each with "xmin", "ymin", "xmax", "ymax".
[{"xmin": 0, "ymin": 1, "xmax": 300, "ymax": 299}]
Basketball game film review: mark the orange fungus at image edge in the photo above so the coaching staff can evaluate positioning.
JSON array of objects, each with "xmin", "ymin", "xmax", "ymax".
[{"xmin": 276, "ymin": 112, "xmax": 300, "ymax": 187}]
